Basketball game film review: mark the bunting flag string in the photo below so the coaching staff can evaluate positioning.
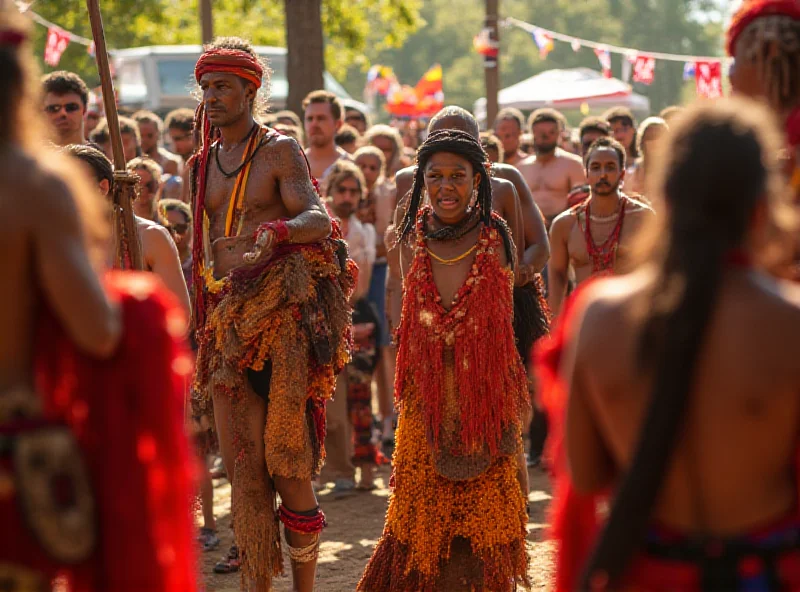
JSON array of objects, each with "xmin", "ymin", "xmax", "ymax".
[
  {"xmin": 502, "ymin": 16, "xmax": 731, "ymax": 97},
  {"xmin": 16, "ymin": 3, "xmax": 106, "ymax": 66}
]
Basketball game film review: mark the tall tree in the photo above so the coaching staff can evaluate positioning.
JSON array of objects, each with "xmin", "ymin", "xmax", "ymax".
[{"xmin": 285, "ymin": 0, "xmax": 325, "ymax": 116}]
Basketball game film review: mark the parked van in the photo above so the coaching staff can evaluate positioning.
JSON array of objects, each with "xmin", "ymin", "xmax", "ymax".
[{"xmin": 113, "ymin": 45, "xmax": 362, "ymax": 115}]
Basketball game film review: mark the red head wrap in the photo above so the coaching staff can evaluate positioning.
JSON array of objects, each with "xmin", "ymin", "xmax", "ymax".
[
  {"xmin": 726, "ymin": 0, "xmax": 800, "ymax": 56},
  {"xmin": 194, "ymin": 48, "xmax": 263, "ymax": 89}
]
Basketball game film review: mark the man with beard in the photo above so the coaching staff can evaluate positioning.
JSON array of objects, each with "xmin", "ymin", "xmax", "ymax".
[
  {"xmin": 518, "ymin": 108, "xmax": 586, "ymax": 228},
  {"xmin": 547, "ymin": 137, "xmax": 653, "ymax": 316},
  {"xmin": 303, "ymin": 89, "xmax": 351, "ymax": 182}
]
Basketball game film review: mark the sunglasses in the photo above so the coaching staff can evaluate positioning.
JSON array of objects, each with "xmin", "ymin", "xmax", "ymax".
[
  {"xmin": 44, "ymin": 102, "xmax": 82, "ymax": 114},
  {"xmin": 171, "ymin": 222, "xmax": 190, "ymax": 234}
]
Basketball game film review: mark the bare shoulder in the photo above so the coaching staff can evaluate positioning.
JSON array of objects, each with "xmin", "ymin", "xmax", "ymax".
[
  {"xmin": 625, "ymin": 195, "xmax": 655, "ymax": 216},
  {"xmin": 14, "ymin": 151, "xmax": 79, "ymax": 219},
  {"xmin": 557, "ymin": 148, "xmax": 584, "ymax": 166},
  {"xmin": 517, "ymin": 154, "xmax": 537, "ymax": 168},
  {"xmin": 491, "ymin": 176, "xmax": 516, "ymax": 196},
  {"xmin": 577, "ymin": 268, "xmax": 656, "ymax": 353},
  {"xmin": 261, "ymin": 131, "xmax": 305, "ymax": 169},
  {"xmin": 492, "ymin": 162, "xmax": 526, "ymax": 185},
  {"xmin": 394, "ymin": 165, "xmax": 415, "ymax": 201},
  {"xmin": 550, "ymin": 207, "xmax": 578, "ymax": 235}
]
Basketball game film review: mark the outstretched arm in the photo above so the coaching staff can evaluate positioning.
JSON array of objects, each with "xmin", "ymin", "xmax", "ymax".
[
  {"xmin": 33, "ymin": 174, "xmax": 121, "ymax": 358},
  {"xmin": 275, "ymin": 137, "xmax": 332, "ymax": 243}
]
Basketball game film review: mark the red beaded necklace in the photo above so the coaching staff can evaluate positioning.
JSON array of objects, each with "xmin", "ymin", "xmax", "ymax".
[{"xmin": 577, "ymin": 195, "xmax": 628, "ymax": 275}]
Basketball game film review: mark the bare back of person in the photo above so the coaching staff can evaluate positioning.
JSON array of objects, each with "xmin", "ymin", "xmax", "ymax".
[
  {"xmin": 517, "ymin": 148, "xmax": 585, "ymax": 223},
  {"xmin": 0, "ymin": 147, "xmax": 119, "ymax": 391},
  {"xmin": 573, "ymin": 268, "xmax": 800, "ymax": 534}
]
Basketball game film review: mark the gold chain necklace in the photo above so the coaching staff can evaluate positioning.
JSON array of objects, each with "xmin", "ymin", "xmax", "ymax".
[{"xmin": 426, "ymin": 243, "xmax": 479, "ymax": 265}]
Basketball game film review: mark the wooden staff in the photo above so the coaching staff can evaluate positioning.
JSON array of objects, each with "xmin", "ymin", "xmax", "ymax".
[{"xmin": 86, "ymin": 0, "xmax": 143, "ymax": 270}]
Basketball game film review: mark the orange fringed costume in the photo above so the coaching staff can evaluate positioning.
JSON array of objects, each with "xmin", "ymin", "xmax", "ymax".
[
  {"xmin": 0, "ymin": 272, "xmax": 197, "ymax": 592},
  {"xmin": 359, "ymin": 207, "xmax": 531, "ymax": 592}
]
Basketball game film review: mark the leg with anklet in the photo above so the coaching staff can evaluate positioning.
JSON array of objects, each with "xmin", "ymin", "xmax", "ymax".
[{"xmin": 276, "ymin": 480, "xmax": 326, "ymax": 592}]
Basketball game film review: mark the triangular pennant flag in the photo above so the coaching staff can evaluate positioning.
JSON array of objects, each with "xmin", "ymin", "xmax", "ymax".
[
  {"xmin": 594, "ymin": 47, "xmax": 612, "ymax": 78},
  {"xmin": 473, "ymin": 27, "xmax": 499, "ymax": 58},
  {"xmin": 621, "ymin": 53, "xmax": 634, "ymax": 83},
  {"xmin": 44, "ymin": 26, "xmax": 70, "ymax": 67},
  {"xmin": 695, "ymin": 60, "xmax": 722, "ymax": 98},
  {"xmin": 87, "ymin": 41, "xmax": 96, "ymax": 58},
  {"xmin": 633, "ymin": 55, "xmax": 656, "ymax": 85},
  {"xmin": 532, "ymin": 28, "xmax": 554, "ymax": 59},
  {"xmin": 683, "ymin": 62, "xmax": 696, "ymax": 81},
  {"xmin": 571, "ymin": 39, "xmax": 581, "ymax": 52}
]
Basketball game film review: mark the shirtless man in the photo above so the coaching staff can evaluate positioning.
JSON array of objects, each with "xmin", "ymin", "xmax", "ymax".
[
  {"xmin": 553, "ymin": 99, "xmax": 800, "ymax": 591},
  {"xmin": 604, "ymin": 106, "xmax": 639, "ymax": 172},
  {"xmin": 518, "ymin": 108, "xmax": 586, "ymax": 227},
  {"xmin": 133, "ymin": 110, "xmax": 182, "ymax": 175},
  {"xmin": 302, "ymin": 89, "xmax": 350, "ymax": 183},
  {"xmin": 190, "ymin": 38, "xmax": 353, "ymax": 592},
  {"xmin": 65, "ymin": 144, "xmax": 191, "ymax": 320},
  {"xmin": 548, "ymin": 137, "xmax": 653, "ymax": 317},
  {"xmin": 565, "ymin": 116, "xmax": 612, "ymax": 208},
  {"xmin": 493, "ymin": 107, "xmax": 528, "ymax": 166}
]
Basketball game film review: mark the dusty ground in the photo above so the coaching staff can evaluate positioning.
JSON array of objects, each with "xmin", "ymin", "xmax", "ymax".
[{"xmin": 200, "ymin": 465, "xmax": 553, "ymax": 591}]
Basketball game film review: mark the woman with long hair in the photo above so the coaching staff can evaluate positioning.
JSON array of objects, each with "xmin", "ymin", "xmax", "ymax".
[{"xmin": 541, "ymin": 97, "xmax": 800, "ymax": 591}]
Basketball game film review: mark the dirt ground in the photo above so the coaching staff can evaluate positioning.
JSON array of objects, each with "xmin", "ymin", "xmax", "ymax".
[{"xmin": 200, "ymin": 465, "xmax": 554, "ymax": 591}]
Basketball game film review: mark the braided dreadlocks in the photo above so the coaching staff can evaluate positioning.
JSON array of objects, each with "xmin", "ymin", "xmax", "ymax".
[
  {"xmin": 399, "ymin": 128, "xmax": 514, "ymax": 266},
  {"xmin": 735, "ymin": 14, "xmax": 800, "ymax": 114}
]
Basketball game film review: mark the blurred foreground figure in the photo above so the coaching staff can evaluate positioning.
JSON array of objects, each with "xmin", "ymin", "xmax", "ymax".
[
  {"xmin": 0, "ymin": 10, "xmax": 196, "ymax": 592},
  {"xmin": 538, "ymin": 98, "xmax": 800, "ymax": 592}
]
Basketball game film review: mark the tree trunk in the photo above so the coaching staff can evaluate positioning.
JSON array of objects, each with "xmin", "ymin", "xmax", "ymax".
[{"xmin": 285, "ymin": 0, "xmax": 325, "ymax": 118}]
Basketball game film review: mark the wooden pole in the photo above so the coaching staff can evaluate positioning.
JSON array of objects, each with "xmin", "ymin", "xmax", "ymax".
[
  {"xmin": 485, "ymin": 0, "xmax": 500, "ymax": 128},
  {"xmin": 85, "ymin": 0, "xmax": 143, "ymax": 270},
  {"xmin": 200, "ymin": 0, "xmax": 214, "ymax": 44}
]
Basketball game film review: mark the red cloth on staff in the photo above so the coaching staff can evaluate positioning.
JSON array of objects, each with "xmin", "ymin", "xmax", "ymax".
[{"xmin": 31, "ymin": 272, "xmax": 198, "ymax": 592}]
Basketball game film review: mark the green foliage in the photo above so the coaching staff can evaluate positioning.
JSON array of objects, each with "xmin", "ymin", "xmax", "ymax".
[
  {"xmin": 341, "ymin": 0, "xmax": 731, "ymax": 117},
  {"xmin": 31, "ymin": 0, "xmax": 422, "ymax": 87}
]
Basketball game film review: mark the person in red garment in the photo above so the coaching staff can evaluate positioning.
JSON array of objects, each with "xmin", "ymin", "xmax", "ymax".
[
  {"xmin": 538, "ymin": 98, "xmax": 800, "ymax": 591},
  {"xmin": 0, "ymin": 11, "xmax": 196, "ymax": 592}
]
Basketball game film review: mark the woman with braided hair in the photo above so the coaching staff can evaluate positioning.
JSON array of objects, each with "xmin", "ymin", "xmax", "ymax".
[{"xmin": 359, "ymin": 129, "xmax": 531, "ymax": 591}]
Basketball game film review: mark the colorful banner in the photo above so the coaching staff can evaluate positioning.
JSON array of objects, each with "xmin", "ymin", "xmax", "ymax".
[
  {"xmin": 532, "ymin": 28, "xmax": 554, "ymax": 59},
  {"xmin": 633, "ymin": 55, "xmax": 656, "ymax": 85},
  {"xmin": 695, "ymin": 60, "xmax": 722, "ymax": 98},
  {"xmin": 385, "ymin": 64, "xmax": 444, "ymax": 118},
  {"xmin": 44, "ymin": 26, "xmax": 70, "ymax": 67}
]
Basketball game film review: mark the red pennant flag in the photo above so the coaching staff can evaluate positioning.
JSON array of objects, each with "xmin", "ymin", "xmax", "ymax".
[
  {"xmin": 633, "ymin": 55, "xmax": 656, "ymax": 85},
  {"xmin": 44, "ymin": 26, "xmax": 70, "ymax": 67},
  {"xmin": 695, "ymin": 60, "xmax": 722, "ymax": 99}
]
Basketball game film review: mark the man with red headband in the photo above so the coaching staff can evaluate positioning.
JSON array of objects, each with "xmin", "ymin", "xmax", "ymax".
[{"xmin": 189, "ymin": 37, "xmax": 355, "ymax": 591}]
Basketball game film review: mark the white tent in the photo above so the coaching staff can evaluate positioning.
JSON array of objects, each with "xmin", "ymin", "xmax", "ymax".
[{"xmin": 474, "ymin": 67, "xmax": 650, "ymax": 124}]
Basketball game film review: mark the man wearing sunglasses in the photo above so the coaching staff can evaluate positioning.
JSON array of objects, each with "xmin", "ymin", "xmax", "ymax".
[{"xmin": 42, "ymin": 70, "xmax": 89, "ymax": 147}]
